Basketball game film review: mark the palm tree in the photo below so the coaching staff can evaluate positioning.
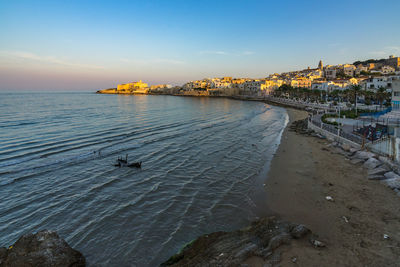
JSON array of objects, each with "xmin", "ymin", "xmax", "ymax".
[
  {"xmin": 350, "ymin": 84, "xmax": 362, "ymax": 115},
  {"xmin": 376, "ymin": 87, "xmax": 387, "ymax": 108}
]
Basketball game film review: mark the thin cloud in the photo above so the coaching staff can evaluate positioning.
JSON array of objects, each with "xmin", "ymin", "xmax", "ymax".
[
  {"xmin": 153, "ymin": 58, "xmax": 185, "ymax": 64},
  {"xmin": 243, "ymin": 51, "xmax": 255, "ymax": 55},
  {"xmin": 0, "ymin": 51, "xmax": 105, "ymax": 69},
  {"xmin": 368, "ymin": 46, "xmax": 400, "ymax": 57},
  {"xmin": 200, "ymin": 50, "xmax": 255, "ymax": 56},
  {"xmin": 385, "ymin": 46, "xmax": 400, "ymax": 52},
  {"xmin": 120, "ymin": 58, "xmax": 185, "ymax": 65},
  {"xmin": 369, "ymin": 51, "xmax": 387, "ymax": 56}
]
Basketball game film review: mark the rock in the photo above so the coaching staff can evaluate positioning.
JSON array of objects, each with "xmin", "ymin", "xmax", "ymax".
[
  {"xmin": 0, "ymin": 230, "xmax": 85, "ymax": 267},
  {"xmin": 161, "ymin": 217, "xmax": 312, "ymax": 266},
  {"xmin": 332, "ymin": 147, "xmax": 350, "ymax": 156},
  {"xmin": 394, "ymin": 189, "xmax": 400, "ymax": 197},
  {"xmin": 350, "ymin": 158, "xmax": 364, "ymax": 165},
  {"xmin": 384, "ymin": 171, "xmax": 400, "ymax": 180},
  {"xmin": 363, "ymin": 158, "xmax": 382, "ymax": 169},
  {"xmin": 368, "ymin": 166, "xmax": 390, "ymax": 176},
  {"xmin": 368, "ymin": 174, "xmax": 385, "ymax": 180},
  {"xmin": 378, "ymin": 156, "xmax": 399, "ymax": 172},
  {"xmin": 353, "ymin": 151, "xmax": 376, "ymax": 160},
  {"xmin": 349, "ymin": 147, "xmax": 359, "ymax": 155},
  {"xmin": 267, "ymin": 234, "xmax": 291, "ymax": 250},
  {"xmin": 290, "ymin": 224, "xmax": 310, "ymax": 239},
  {"xmin": 382, "ymin": 178, "xmax": 400, "ymax": 190},
  {"xmin": 310, "ymin": 239, "xmax": 326, "ymax": 248},
  {"xmin": 341, "ymin": 143, "xmax": 351, "ymax": 152}
]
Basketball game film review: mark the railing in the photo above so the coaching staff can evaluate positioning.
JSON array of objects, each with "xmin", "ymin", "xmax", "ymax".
[{"xmin": 309, "ymin": 115, "xmax": 364, "ymax": 145}]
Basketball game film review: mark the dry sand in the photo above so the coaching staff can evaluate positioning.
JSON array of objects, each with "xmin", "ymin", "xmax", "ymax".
[{"xmin": 264, "ymin": 108, "xmax": 400, "ymax": 266}]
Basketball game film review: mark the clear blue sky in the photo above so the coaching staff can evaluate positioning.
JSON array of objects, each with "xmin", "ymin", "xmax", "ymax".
[{"xmin": 1, "ymin": 0, "xmax": 400, "ymax": 90}]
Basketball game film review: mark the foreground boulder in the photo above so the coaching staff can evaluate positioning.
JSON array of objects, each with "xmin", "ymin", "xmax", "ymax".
[
  {"xmin": 161, "ymin": 217, "xmax": 313, "ymax": 266},
  {"xmin": 0, "ymin": 230, "xmax": 85, "ymax": 267}
]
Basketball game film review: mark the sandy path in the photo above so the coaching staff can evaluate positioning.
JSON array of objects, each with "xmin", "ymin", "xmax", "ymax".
[{"xmin": 265, "ymin": 108, "xmax": 400, "ymax": 266}]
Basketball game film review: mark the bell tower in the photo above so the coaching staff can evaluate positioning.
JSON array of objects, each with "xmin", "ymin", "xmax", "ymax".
[{"xmin": 318, "ymin": 60, "xmax": 323, "ymax": 70}]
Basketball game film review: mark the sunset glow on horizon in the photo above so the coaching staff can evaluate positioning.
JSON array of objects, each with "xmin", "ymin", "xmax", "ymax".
[{"xmin": 1, "ymin": 0, "xmax": 400, "ymax": 91}]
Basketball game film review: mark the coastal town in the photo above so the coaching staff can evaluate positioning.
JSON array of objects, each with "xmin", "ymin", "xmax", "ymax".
[{"xmin": 98, "ymin": 55, "xmax": 400, "ymax": 99}]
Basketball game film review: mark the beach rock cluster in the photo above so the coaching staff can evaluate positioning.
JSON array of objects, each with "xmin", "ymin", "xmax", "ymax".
[
  {"xmin": 161, "ymin": 217, "xmax": 320, "ymax": 266},
  {"xmin": 289, "ymin": 119, "xmax": 325, "ymax": 139},
  {"xmin": 0, "ymin": 230, "xmax": 85, "ymax": 267},
  {"xmin": 324, "ymin": 142, "xmax": 400, "ymax": 196}
]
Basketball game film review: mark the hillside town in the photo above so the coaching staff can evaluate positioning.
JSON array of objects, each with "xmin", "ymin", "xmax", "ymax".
[{"xmin": 98, "ymin": 55, "xmax": 400, "ymax": 99}]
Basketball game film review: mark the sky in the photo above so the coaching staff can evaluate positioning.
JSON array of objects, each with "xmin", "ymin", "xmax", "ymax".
[{"xmin": 1, "ymin": 0, "xmax": 400, "ymax": 91}]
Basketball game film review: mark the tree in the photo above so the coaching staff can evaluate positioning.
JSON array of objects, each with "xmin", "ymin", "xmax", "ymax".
[
  {"xmin": 376, "ymin": 87, "xmax": 386, "ymax": 108},
  {"xmin": 350, "ymin": 84, "xmax": 362, "ymax": 115}
]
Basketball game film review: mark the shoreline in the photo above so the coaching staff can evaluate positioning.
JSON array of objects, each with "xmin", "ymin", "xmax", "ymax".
[
  {"xmin": 264, "ymin": 108, "xmax": 400, "ymax": 266},
  {"xmin": 162, "ymin": 105, "xmax": 400, "ymax": 266}
]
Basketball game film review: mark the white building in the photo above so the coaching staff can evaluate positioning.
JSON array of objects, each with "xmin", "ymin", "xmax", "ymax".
[
  {"xmin": 392, "ymin": 80, "xmax": 400, "ymax": 110},
  {"xmin": 239, "ymin": 80, "xmax": 263, "ymax": 95},
  {"xmin": 381, "ymin": 65, "xmax": 396, "ymax": 74},
  {"xmin": 324, "ymin": 67, "xmax": 337, "ymax": 79},
  {"xmin": 361, "ymin": 76, "xmax": 400, "ymax": 92}
]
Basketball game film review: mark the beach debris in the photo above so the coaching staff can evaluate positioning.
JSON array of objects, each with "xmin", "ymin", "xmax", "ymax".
[
  {"xmin": 363, "ymin": 158, "xmax": 382, "ymax": 169},
  {"xmin": 342, "ymin": 216, "xmax": 349, "ymax": 223},
  {"xmin": 291, "ymin": 256, "xmax": 297, "ymax": 263},
  {"xmin": 325, "ymin": 196, "xmax": 334, "ymax": 201},
  {"xmin": 310, "ymin": 239, "xmax": 326, "ymax": 248},
  {"xmin": 383, "ymin": 234, "xmax": 390, "ymax": 239}
]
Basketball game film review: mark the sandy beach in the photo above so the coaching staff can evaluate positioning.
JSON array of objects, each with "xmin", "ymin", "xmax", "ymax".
[{"xmin": 264, "ymin": 108, "xmax": 400, "ymax": 266}]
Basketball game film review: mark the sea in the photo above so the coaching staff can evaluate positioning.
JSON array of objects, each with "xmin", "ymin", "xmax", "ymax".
[{"xmin": 0, "ymin": 92, "xmax": 288, "ymax": 266}]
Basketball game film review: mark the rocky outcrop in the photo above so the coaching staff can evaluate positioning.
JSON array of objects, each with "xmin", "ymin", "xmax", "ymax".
[
  {"xmin": 289, "ymin": 119, "xmax": 312, "ymax": 135},
  {"xmin": 0, "ymin": 230, "xmax": 85, "ymax": 267},
  {"xmin": 161, "ymin": 217, "xmax": 317, "ymax": 266}
]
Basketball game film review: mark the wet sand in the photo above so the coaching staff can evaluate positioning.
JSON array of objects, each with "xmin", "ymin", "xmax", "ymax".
[{"xmin": 264, "ymin": 108, "xmax": 400, "ymax": 266}]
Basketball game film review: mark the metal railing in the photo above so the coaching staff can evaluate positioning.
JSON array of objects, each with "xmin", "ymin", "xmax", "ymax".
[{"xmin": 309, "ymin": 115, "xmax": 364, "ymax": 145}]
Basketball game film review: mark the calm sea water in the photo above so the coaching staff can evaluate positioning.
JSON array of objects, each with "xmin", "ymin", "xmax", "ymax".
[{"xmin": 0, "ymin": 92, "xmax": 287, "ymax": 266}]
